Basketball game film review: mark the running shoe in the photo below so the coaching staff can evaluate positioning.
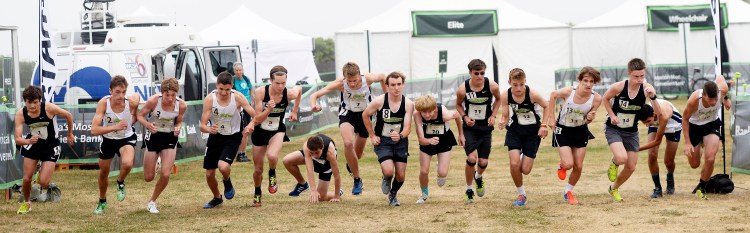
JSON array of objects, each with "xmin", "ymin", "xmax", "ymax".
[
  {"xmin": 650, "ymin": 187, "xmax": 663, "ymax": 199},
  {"xmin": 147, "ymin": 201, "xmax": 159, "ymax": 214},
  {"xmin": 17, "ymin": 202, "xmax": 31, "ymax": 214},
  {"xmin": 268, "ymin": 176, "xmax": 278, "ymax": 194},
  {"xmin": 251, "ymin": 195, "xmax": 262, "ymax": 207},
  {"xmin": 558, "ymin": 163, "xmax": 567, "ymax": 180},
  {"xmin": 388, "ymin": 194, "xmax": 400, "ymax": 206},
  {"xmin": 352, "ymin": 178, "xmax": 363, "ymax": 195},
  {"xmin": 381, "ymin": 177, "xmax": 392, "ymax": 194},
  {"xmin": 116, "ymin": 183, "xmax": 126, "ymax": 201},
  {"xmin": 465, "ymin": 189, "xmax": 474, "ymax": 204},
  {"xmin": 512, "ymin": 195, "xmax": 527, "ymax": 207},
  {"xmin": 416, "ymin": 193, "xmax": 428, "ymax": 204},
  {"xmin": 288, "ymin": 182, "xmax": 309, "ymax": 197},
  {"xmin": 609, "ymin": 186, "xmax": 623, "ymax": 202},
  {"xmin": 202, "ymin": 197, "xmax": 223, "ymax": 209},
  {"xmin": 475, "ymin": 176, "xmax": 485, "ymax": 197},
  {"xmin": 608, "ymin": 160, "xmax": 618, "ymax": 182},
  {"xmin": 696, "ymin": 187, "xmax": 708, "ymax": 200},
  {"xmin": 93, "ymin": 201, "xmax": 107, "ymax": 214},
  {"xmin": 564, "ymin": 191, "xmax": 578, "ymax": 205}
]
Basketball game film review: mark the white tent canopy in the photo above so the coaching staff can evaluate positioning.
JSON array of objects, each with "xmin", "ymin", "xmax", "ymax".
[
  {"xmin": 572, "ymin": 0, "xmax": 750, "ymax": 68},
  {"xmin": 200, "ymin": 6, "xmax": 319, "ymax": 84},
  {"xmin": 335, "ymin": 0, "xmax": 570, "ymax": 95}
]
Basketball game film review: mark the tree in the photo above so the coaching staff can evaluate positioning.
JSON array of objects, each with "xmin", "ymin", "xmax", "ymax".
[{"xmin": 313, "ymin": 37, "xmax": 335, "ymax": 65}]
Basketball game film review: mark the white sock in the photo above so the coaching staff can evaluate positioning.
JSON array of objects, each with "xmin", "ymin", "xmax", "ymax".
[
  {"xmin": 474, "ymin": 171, "xmax": 482, "ymax": 179},
  {"xmin": 517, "ymin": 186, "xmax": 526, "ymax": 196},
  {"xmin": 564, "ymin": 184, "xmax": 574, "ymax": 193},
  {"xmin": 466, "ymin": 185, "xmax": 473, "ymax": 190}
]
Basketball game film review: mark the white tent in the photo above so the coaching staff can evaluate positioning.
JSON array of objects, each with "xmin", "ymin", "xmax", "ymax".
[
  {"xmin": 335, "ymin": 0, "xmax": 570, "ymax": 95},
  {"xmin": 200, "ymin": 6, "xmax": 319, "ymax": 84},
  {"xmin": 572, "ymin": 0, "xmax": 750, "ymax": 68}
]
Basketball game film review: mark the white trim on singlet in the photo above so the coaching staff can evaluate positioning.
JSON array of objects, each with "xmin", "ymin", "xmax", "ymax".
[
  {"xmin": 341, "ymin": 75, "xmax": 370, "ymax": 113},
  {"xmin": 653, "ymin": 99, "xmax": 682, "ymax": 133},
  {"xmin": 103, "ymin": 96, "xmax": 135, "ymax": 139},
  {"xmin": 150, "ymin": 95, "xmax": 181, "ymax": 133},
  {"xmin": 557, "ymin": 88, "xmax": 594, "ymax": 127},
  {"xmin": 210, "ymin": 91, "xmax": 242, "ymax": 135},
  {"xmin": 688, "ymin": 90, "xmax": 722, "ymax": 125}
]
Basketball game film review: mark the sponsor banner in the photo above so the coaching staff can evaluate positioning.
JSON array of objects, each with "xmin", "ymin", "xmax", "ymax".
[
  {"xmin": 412, "ymin": 10, "xmax": 498, "ymax": 37},
  {"xmin": 0, "ymin": 105, "xmax": 22, "ymax": 189},
  {"xmin": 39, "ymin": 0, "xmax": 59, "ymax": 102},
  {"xmin": 647, "ymin": 4, "xmax": 728, "ymax": 31},
  {"xmin": 732, "ymin": 99, "xmax": 750, "ymax": 174},
  {"xmin": 1, "ymin": 75, "xmax": 471, "ymax": 187}
]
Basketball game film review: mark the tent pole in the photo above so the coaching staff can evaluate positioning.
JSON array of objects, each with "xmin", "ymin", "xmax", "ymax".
[{"xmin": 366, "ymin": 30, "xmax": 371, "ymax": 73}]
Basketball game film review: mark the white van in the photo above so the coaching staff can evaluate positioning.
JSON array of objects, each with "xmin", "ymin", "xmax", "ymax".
[{"xmin": 39, "ymin": 1, "xmax": 241, "ymax": 104}]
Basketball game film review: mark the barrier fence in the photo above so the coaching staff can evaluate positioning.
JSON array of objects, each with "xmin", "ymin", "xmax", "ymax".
[{"xmin": 0, "ymin": 74, "xmax": 470, "ymax": 188}]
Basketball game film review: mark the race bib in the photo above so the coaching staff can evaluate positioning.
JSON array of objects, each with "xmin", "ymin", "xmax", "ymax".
[
  {"xmin": 517, "ymin": 111, "xmax": 537, "ymax": 125},
  {"xmin": 106, "ymin": 129, "xmax": 126, "ymax": 138},
  {"xmin": 216, "ymin": 118, "xmax": 232, "ymax": 135},
  {"xmin": 29, "ymin": 123, "xmax": 49, "ymax": 140},
  {"xmin": 349, "ymin": 96, "xmax": 367, "ymax": 112},
  {"xmin": 261, "ymin": 116, "xmax": 281, "ymax": 131},
  {"xmin": 697, "ymin": 110, "xmax": 717, "ymax": 122},
  {"xmin": 616, "ymin": 113, "xmax": 636, "ymax": 128},
  {"xmin": 468, "ymin": 104, "xmax": 487, "ymax": 120},
  {"xmin": 155, "ymin": 118, "xmax": 175, "ymax": 133},
  {"xmin": 381, "ymin": 123, "xmax": 401, "ymax": 137},
  {"xmin": 562, "ymin": 113, "xmax": 586, "ymax": 127},
  {"xmin": 427, "ymin": 123, "xmax": 445, "ymax": 135}
]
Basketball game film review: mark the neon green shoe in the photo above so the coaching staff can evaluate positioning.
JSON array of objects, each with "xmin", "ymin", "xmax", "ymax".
[
  {"xmin": 93, "ymin": 201, "xmax": 107, "ymax": 214},
  {"xmin": 117, "ymin": 184, "xmax": 126, "ymax": 201},
  {"xmin": 696, "ymin": 187, "xmax": 708, "ymax": 200},
  {"xmin": 609, "ymin": 186, "xmax": 623, "ymax": 202},
  {"xmin": 17, "ymin": 202, "xmax": 31, "ymax": 214},
  {"xmin": 607, "ymin": 160, "xmax": 618, "ymax": 182}
]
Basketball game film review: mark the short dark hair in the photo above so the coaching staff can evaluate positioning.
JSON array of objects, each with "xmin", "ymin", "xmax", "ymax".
[
  {"xmin": 110, "ymin": 75, "xmax": 128, "ymax": 89},
  {"xmin": 269, "ymin": 65, "xmax": 288, "ymax": 81},
  {"xmin": 307, "ymin": 135, "xmax": 324, "ymax": 151},
  {"xmin": 467, "ymin": 59, "xmax": 486, "ymax": 71},
  {"xmin": 703, "ymin": 81, "xmax": 718, "ymax": 98},
  {"xmin": 627, "ymin": 58, "xmax": 646, "ymax": 72},
  {"xmin": 22, "ymin": 86, "xmax": 43, "ymax": 101},
  {"xmin": 385, "ymin": 71, "xmax": 406, "ymax": 85},
  {"xmin": 637, "ymin": 104, "xmax": 655, "ymax": 122},
  {"xmin": 217, "ymin": 71, "xmax": 233, "ymax": 85}
]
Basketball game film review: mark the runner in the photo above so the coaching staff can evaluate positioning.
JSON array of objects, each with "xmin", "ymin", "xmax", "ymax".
[
  {"xmin": 136, "ymin": 77, "xmax": 187, "ymax": 213},
  {"xmin": 362, "ymin": 71, "xmax": 414, "ymax": 206},
  {"xmin": 199, "ymin": 72, "xmax": 257, "ymax": 209},
  {"xmin": 91, "ymin": 75, "xmax": 141, "ymax": 214},
  {"xmin": 682, "ymin": 74, "xmax": 730, "ymax": 199},
  {"xmin": 281, "ymin": 134, "xmax": 342, "ymax": 203},
  {"xmin": 413, "ymin": 95, "xmax": 463, "ymax": 204},
  {"xmin": 546, "ymin": 67, "xmax": 602, "ymax": 205},
  {"xmin": 498, "ymin": 68, "xmax": 549, "ymax": 207},
  {"xmin": 454, "ymin": 59, "xmax": 502, "ymax": 203},
  {"xmin": 250, "ymin": 65, "xmax": 302, "ymax": 207},
  {"xmin": 15, "ymin": 86, "xmax": 75, "ymax": 214},
  {"xmin": 309, "ymin": 62, "xmax": 385, "ymax": 195},
  {"xmin": 638, "ymin": 99, "xmax": 682, "ymax": 198}
]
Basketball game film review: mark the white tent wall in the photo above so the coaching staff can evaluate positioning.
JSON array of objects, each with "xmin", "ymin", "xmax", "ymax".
[
  {"xmin": 572, "ymin": 26, "xmax": 645, "ymax": 68},
  {"xmin": 370, "ymin": 32, "xmax": 412, "ymax": 77},
  {"xmin": 334, "ymin": 31, "xmax": 411, "ymax": 77},
  {"xmin": 498, "ymin": 28, "xmax": 570, "ymax": 95},
  {"xmin": 334, "ymin": 33, "xmax": 370, "ymax": 74},
  {"xmin": 572, "ymin": 0, "xmax": 750, "ymax": 68},
  {"xmin": 335, "ymin": 0, "xmax": 570, "ymax": 96},
  {"xmin": 410, "ymin": 36, "xmax": 495, "ymax": 80},
  {"xmin": 200, "ymin": 6, "xmax": 320, "ymax": 85},
  {"xmin": 647, "ymin": 30, "xmax": 716, "ymax": 64},
  {"xmin": 726, "ymin": 24, "xmax": 750, "ymax": 62}
]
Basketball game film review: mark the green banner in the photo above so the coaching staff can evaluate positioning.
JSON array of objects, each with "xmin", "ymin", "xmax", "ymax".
[
  {"xmin": 412, "ymin": 10, "xmax": 498, "ymax": 37},
  {"xmin": 647, "ymin": 4, "xmax": 728, "ymax": 31}
]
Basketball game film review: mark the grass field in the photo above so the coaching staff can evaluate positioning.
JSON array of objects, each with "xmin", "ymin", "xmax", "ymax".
[{"xmin": 2, "ymin": 98, "xmax": 749, "ymax": 232}]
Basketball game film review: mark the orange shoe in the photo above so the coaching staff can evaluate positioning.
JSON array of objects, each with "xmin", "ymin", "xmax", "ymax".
[
  {"xmin": 268, "ymin": 176, "xmax": 278, "ymax": 194},
  {"xmin": 557, "ymin": 163, "xmax": 566, "ymax": 180},
  {"xmin": 564, "ymin": 191, "xmax": 578, "ymax": 205}
]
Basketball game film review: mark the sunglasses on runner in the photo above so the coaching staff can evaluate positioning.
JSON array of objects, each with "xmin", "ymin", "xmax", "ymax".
[{"xmin": 473, "ymin": 71, "xmax": 485, "ymax": 76}]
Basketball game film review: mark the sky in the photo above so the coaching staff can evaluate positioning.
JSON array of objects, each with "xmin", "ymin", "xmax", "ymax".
[{"xmin": 0, "ymin": 0, "xmax": 622, "ymax": 61}]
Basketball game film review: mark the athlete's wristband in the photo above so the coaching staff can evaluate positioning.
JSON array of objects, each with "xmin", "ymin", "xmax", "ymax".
[{"xmin": 649, "ymin": 95, "xmax": 657, "ymax": 100}]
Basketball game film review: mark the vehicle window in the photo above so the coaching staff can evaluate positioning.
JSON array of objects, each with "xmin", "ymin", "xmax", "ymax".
[{"xmin": 209, "ymin": 50, "xmax": 238, "ymax": 76}]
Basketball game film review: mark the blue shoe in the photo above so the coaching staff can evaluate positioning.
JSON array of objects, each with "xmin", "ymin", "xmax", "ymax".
[
  {"xmin": 512, "ymin": 195, "xmax": 527, "ymax": 207},
  {"xmin": 288, "ymin": 182, "xmax": 309, "ymax": 197},
  {"xmin": 202, "ymin": 197, "xmax": 223, "ymax": 209},
  {"xmin": 352, "ymin": 179, "xmax": 363, "ymax": 195},
  {"xmin": 224, "ymin": 187, "xmax": 235, "ymax": 200}
]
